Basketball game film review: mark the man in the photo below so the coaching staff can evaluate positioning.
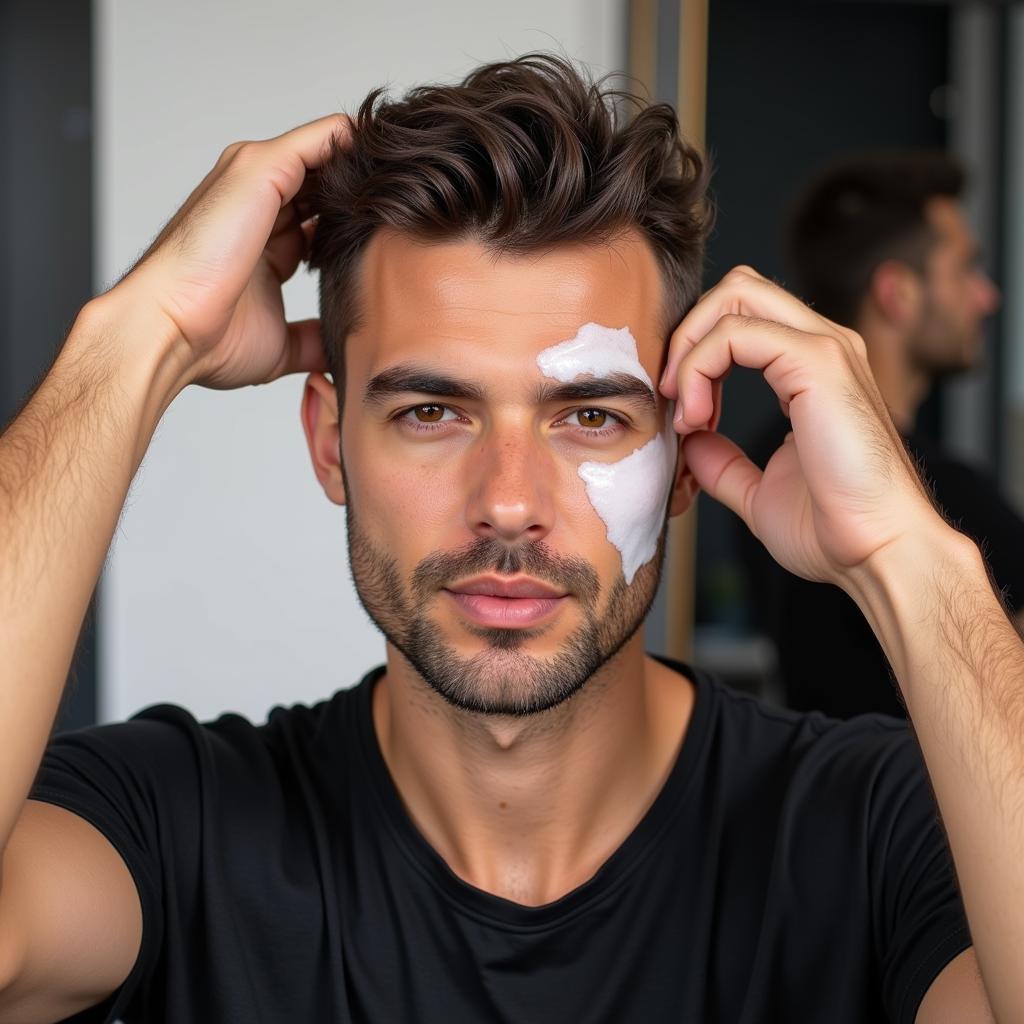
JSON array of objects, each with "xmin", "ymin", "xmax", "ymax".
[
  {"xmin": 0, "ymin": 55, "xmax": 1017, "ymax": 1022},
  {"xmin": 742, "ymin": 151, "xmax": 1024, "ymax": 719}
]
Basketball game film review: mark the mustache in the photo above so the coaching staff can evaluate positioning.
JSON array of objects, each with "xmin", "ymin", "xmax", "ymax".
[{"xmin": 411, "ymin": 538, "xmax": 601, "ymax": 609}]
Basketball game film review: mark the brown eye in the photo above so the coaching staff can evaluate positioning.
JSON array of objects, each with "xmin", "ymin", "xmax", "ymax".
[
  {"xmin": 577, "ymin": 409, "xmax": 608, "ymax": 429},
  {"xmin": 414, "ymin": 405, "xmax": 445, "ymax": 423}
]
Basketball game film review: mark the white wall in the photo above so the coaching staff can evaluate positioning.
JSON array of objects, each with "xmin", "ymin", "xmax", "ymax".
[{"xmin": 95, "ymin": 0, "xmax": 625, "ymax": 724}]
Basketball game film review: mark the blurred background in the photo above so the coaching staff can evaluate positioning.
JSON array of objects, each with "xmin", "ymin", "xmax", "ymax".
[{"xmin": 3, "ymin": 0, "xmax": 1022, "ymax": 731}]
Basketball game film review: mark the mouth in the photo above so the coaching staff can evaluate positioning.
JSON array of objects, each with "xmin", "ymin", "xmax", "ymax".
[{"xmin": 443, "ymin": 575, "xmax": 569, "ymax": 629}]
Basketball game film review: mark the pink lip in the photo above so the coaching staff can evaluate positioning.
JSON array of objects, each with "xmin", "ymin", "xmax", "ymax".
[
  {"xmin": 443, "ymin": 577, "xmax": 569, "ymax": 628},
  {"xmin": 445, "ymin": 592, "xmax": 567, "ymax": 628},
  {"xmin": 447, "ymin": 575, "xmax": 567, "ymax": 599}
]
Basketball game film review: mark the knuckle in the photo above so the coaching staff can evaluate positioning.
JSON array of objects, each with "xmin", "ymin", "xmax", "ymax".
[
  {"xmin": 332, "ymin": 114, "xmax": 354, "ymax": 142},
  {"xmin": 726, "ymin": 264, "xmax": 761, "ymax": 283},
  {"xmin": 845, "ymin": 328, "xmax": 868, "ymax": 357},
  {"xmin": 223, "ymin": 140, "xmax": 260, "ymax": 166},
  {"xmin": 219, "ymin": 140, "xmax": 245, "ymax": 161},
  {"xmin": 815, "ymin": 333, "xmax": 848, "ymax": 364}
]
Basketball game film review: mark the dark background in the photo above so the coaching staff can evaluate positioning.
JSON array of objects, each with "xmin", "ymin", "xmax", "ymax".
[
  {"xmin": 1, "ymin": 0, "xmax": 97, "ymax": 730},
  {"xmin": 695, "ymin": 0, "xmax": 1009, "ymax": 672}
]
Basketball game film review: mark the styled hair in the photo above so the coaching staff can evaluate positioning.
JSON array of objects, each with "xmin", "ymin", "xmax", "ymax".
[
  {"xmin": 786, "ymin": 150, "xmax": 964, "ymax": 328},
  {"xmin": 308, "ymin": 53, "xmax": 711, "ymax": 399}
]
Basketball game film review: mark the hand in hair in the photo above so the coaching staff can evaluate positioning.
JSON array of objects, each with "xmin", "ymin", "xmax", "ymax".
[
  {"xmin": 107, "ymin": 114, "xmax": 348, "ymax": 391},
  {"xmin": 662, "ymin": 266, "xmax": 1024, "ymax": 1023},
  {"xmin": 659, "ymin": 264, "xmax": 942, "ymax": 591},
  {"xmin": 662, "ymin": 264, "xmax": 1024, "ymax": 1024}
]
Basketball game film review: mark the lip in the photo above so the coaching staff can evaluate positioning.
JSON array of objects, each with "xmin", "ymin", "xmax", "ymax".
[
  {"xmin": 443, "ymin": 576, "xmax": 569, "ymax": 629},
  {"xmin": 446, "ymin": 575, "xmax": 567, "ymax": 599}
]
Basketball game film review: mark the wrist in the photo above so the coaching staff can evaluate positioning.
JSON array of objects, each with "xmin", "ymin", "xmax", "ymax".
[
  {"xmin": 66, "ymin": 292, "xmax": 195, "ymax": 467},
  {"xmin": 78, "ymin": 288, "xmax": 193, "ymax": 397}
]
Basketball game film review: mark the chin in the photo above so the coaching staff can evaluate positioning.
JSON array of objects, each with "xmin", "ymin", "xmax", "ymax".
[{"xmin": 398, "ymin": 618, "xmax": 609, "ymax": 717}]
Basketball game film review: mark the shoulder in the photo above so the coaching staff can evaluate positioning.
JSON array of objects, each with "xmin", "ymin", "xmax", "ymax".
[
  {"xmin": 691, "ymin": 667, "xmax": 927, "ymax": 818},
  {"xmin": 702, "ymin": 666, "xmax": 912, "ymax": 761},
  {"xmin": 34, "ymin": 671, "xmax": 377, "ymax": 812}
]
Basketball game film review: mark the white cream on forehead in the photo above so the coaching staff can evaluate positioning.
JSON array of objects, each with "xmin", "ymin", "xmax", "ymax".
[
  {"xmin": 535, "ymin": 323, "xmax": 655, "ymax": 391},
  {"xmin": 536, "ymin": 322, "xmax": 674, "ymax": 585}
]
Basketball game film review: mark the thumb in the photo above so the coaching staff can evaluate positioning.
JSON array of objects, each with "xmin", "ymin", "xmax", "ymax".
[
  {"xmin": 278, "ymin": 318, "xmax": 328, "ymax": 378},
  {"xmin": 682, "ymin": 430, "xmax": 761, "ymax": 527}
]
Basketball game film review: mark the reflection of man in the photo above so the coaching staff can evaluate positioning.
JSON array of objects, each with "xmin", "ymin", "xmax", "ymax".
[
  {"xmin": 743, "ymin": 151, "xmax": 1024, "ymax": 720},
  {"xmin": 1, "ymin": 57, "xmax": 1021, "ymax": 1021}
]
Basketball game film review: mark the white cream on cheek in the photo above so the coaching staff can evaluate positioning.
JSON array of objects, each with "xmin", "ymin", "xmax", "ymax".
[{"xmin": 536, "ymin": 322, "xmax": 675, "ymax": 585}]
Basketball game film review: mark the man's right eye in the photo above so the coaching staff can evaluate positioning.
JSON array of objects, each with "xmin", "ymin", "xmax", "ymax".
[
  {"xmin": 397, "ymin": 404, "xmax": 461, "ymax": 429},
  {"xmin": 413, "ymin": 404, "xmax": 446, "ymax": 423}
]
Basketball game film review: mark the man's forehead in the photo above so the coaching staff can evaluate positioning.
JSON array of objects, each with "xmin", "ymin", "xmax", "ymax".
[{"xmin": 353, "ymin": 228, "xmax": 666, "ymax": 355}]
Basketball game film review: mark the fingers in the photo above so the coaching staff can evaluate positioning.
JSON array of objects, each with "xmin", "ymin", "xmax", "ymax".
[
  {"xmin": 682, "ymin": 430, "xmax": 762, "ymax": 527},
  {"xmin": 248, "ymin": 114, "xmax": 351, "ymax": 210},
  {"xmin": 660, "ymin": 266, "xmax": 857, "ymax": 400},
  {"xmin": 299, "ymin": 215, "xmax": 318, "ymax": 255},
  {"xmin": 276, "ymin": 319, "xmax": 328, "ymax": 379},
  {"xmin": 671, "ymin": 315, "xmax": 832, "ymax": 433},
  {"xmin": 155, "ymin": 114, "xmax": 347, "ymax": 264},
  {"xmin": 224, "ymin": 114, "xmax": 349, "ymax": 201},
  {"xmin": 267, "ymin": 113, "xmax": 352, "ymax": 175},
  {"xmin": 264, "ymin": 207, "xmax": 310, "ymax": 284},
  {"xmin": 291, "ymin": 172, "xmax": 323, "ymax": 224}
]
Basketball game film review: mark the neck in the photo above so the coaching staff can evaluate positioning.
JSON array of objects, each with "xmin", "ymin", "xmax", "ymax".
[
  {"xmin": 372, "ymin": 633, "xmax": 694, "ymax": 906},
  {"xmin": 858, "ymin": 313, "xmax": 929, "ymax": 433}
]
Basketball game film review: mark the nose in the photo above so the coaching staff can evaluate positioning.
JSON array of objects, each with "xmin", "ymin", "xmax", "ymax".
[{"xmin": 464, "ymin": 430, "xmax": 556, "ymax": 545}]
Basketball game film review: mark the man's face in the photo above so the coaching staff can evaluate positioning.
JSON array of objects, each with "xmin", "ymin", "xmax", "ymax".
[
  {"xmin": 907, "ymin": 197, "xmax": 1001, "ymax": 376},
  {"xmin": 327, "ymin": 229, "xmax": 686, "ymax": 716}
]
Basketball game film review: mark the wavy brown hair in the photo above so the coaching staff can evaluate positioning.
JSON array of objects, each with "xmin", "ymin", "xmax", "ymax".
[{"xmin": 308, "ymin": 53, "xmax": 711, "ymax": 399}]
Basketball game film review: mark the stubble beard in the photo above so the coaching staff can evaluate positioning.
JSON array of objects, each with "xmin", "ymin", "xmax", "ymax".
[
  {"xmin": 907, "ymin": 293, "xmax": 982, "ymax": 379},
  {"xmin": 344, "ymin": 499, "xmax": 665, "ymax": 717}
]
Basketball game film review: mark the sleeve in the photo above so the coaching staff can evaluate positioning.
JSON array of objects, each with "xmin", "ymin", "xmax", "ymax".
[
  {"xmin": 27, "ymin": 707, "xmax": 205, "ymax": 1023},
  {"xmin": 865, "ymin": 727, "xmax": 972, "ymax": 1024}
]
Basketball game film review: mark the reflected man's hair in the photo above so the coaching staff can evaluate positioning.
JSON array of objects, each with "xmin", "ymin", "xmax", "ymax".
[
  {"xmin": 786, "ymin": 150, "xmax": 965, "ymax": 329},
  {"xmin": 308, "ymin": 52, "xmax": 711, "ymax": 402}
]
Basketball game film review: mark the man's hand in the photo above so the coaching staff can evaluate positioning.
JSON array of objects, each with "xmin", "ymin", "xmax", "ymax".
[
  {"xmin": 661, "ymin": 265, "xmax": 1019, "ymax": 1021},
  {"xmin": 0, "ymin": 112, "xmax": 350, "ymax": 1020},
  {"xmin": 108, "ymin": 113, "xmax": 347, "ymax": 391},
  {"xmin": 659, "ymin": 265, "xmax": 943, "ymax": 587}
]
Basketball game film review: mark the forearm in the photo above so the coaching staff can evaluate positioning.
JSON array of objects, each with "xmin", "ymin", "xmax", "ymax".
[
  {"xmin": 849, "ymin": 525, "xmax": 1024, "ymax": 1021},
  {"xmin": 0, "ymin": 294, "xmax": 189, "ymax": 852}
]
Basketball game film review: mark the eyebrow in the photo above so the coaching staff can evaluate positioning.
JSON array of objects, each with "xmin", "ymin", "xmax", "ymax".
[
  {"xmin": 364, "ymin": 365, "xmax": 485, "ymax": 405},
  {"xmin": 363, "ymin": 363, "xmax": 657, "ymax": 415},
  {"xmin": 535, "ymin": 373, "xmax": 657, "ymax": 414}
]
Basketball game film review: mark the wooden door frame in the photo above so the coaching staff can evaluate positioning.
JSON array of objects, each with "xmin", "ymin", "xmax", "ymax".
[{"xmin": 628, "ymin": 0, "xmax": 708, "ymax": 660}]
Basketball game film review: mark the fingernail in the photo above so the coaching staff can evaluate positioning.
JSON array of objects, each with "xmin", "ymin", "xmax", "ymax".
[{"xmin": 673, "ymin": 400, "xmax": 684, "ymax": 427}]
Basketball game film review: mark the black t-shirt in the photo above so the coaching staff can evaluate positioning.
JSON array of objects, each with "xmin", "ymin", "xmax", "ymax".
[
  {"xmin": 30, "ymin": 660, "xmax": 969, "ymax": 1023},
  {"xmin": 740, "ymin": 414, "xmax": 1024, "ymax": 718}
]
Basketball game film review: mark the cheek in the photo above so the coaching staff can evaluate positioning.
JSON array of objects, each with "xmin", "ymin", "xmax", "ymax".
[
  {"xmin": 558, "ymin": 470, "xmax": 620, "ymax": 555},
  {"xmin": 576, "ymin": 433, "xmax": 674, "ymax": 585},
  {"xmin": 345, "ymin": 441, "xmax": 463, "ymax": 543}
]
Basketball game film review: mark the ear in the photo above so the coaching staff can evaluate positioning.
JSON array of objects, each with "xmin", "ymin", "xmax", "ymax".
[
  {"xmin": 300, "ymin": 372, "xmax": 347, "ymax": 506},
  {"xmin": 668, "ymin": 433, "xmax": 699, "ymax": 517},
  {"xmin": 869, "ymin": 260, "xmax": 923, "ymax": 327}
]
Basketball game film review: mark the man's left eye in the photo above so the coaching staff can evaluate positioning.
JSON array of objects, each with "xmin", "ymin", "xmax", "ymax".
[{"xmin": 566, "ymin": 409, "xmax": 622, "ymax": 432}]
